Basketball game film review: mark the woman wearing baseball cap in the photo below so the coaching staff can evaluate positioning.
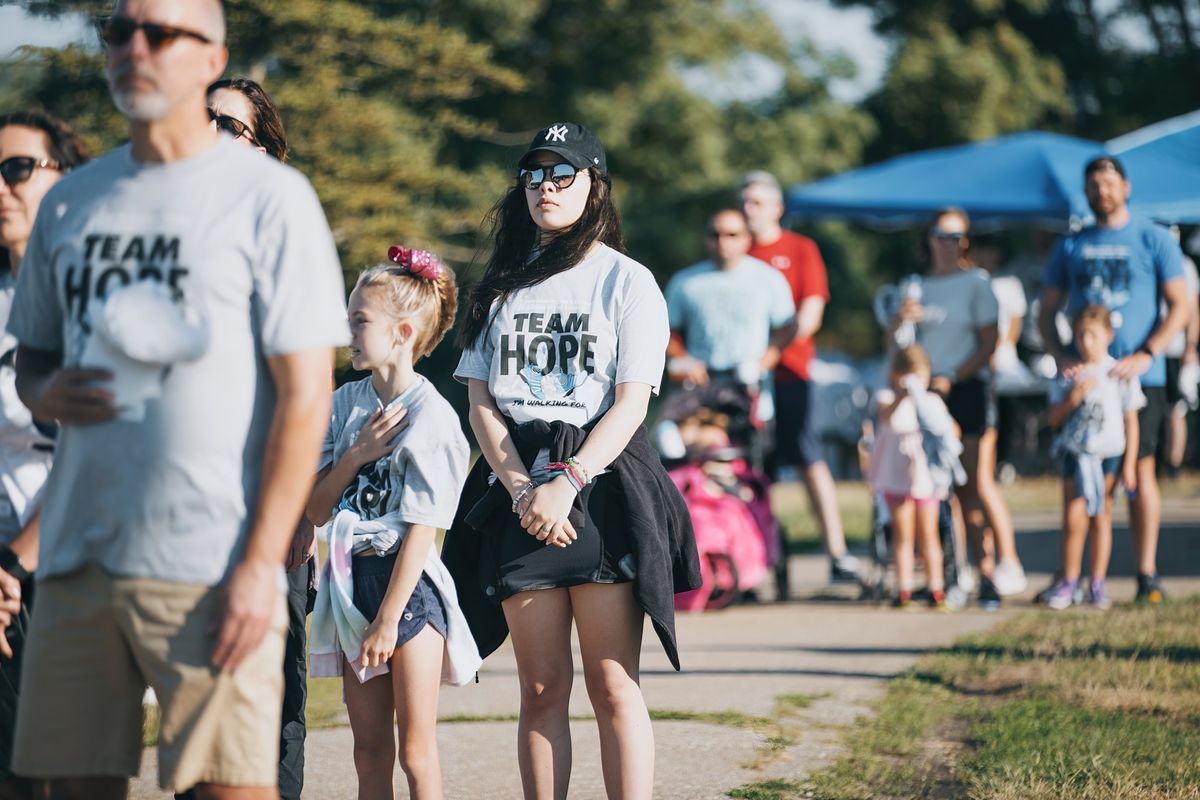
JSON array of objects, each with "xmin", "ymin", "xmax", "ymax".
[{"xmin": 446, "ymin": 123, "xmax": 699, "ymax": 799}]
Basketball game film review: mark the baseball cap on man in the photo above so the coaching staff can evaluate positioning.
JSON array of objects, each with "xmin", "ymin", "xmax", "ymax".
[{"xmin": 519, "ymin": 122, "xmax": 607, "ymax": 175}]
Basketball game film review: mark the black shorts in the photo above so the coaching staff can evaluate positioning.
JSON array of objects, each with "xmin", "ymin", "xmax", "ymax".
[
  {"xmin": 1138, "ymin": 386, "xmax": 1168, "ymax": 460},
  {"xmin": 351, "ymin": 552, "xmax": 447, "ymax": 646},
  {"xmin": 0, "ymin": 578, "xmax": 32, "ymax": 780},
  {"xmin": 773, "ymin": 378, "xmax": 825, "ymax": 469},
  {"xmin": 1165, "ymin": 357, "xmax": 1183, "ymax": 406},
  {"xmin": 488, "ymin": 474, "xmax": 632, "ymax": 601},
  {"xmin": 945, "ymin": 376, "xmax": 996, "ymax": 437}
]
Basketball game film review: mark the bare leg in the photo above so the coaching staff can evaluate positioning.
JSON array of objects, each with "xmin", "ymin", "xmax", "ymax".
[
  {"xmin": 890, "ymin": 498, "xmax": 916, "ymax": 594},
  {"xmin": 391, "ymin": 625, "xmax": 446, "ymax": 800},
  {"xmin": 1167, "ymin": 410, "xmax": 1188, "ymax": 469},
  {"xmin": 1131, "ymin": 455, "xmax": 1161, "ymax": 575},
  {"xmin": 956, "ymin": 436, "xmax": 992, "ymax": 577},
  {"xmin": 914, "ymin": 502, "xmax": 944, "ymax": 591},
  {"xmin": 802, "ymin": 462, "xmax": 847, "ymax": 559},
  {"xmin": 571, "ymin": 582, "xmax": 653, "ymax": 800},
  {"xmin": 342, "ymin": 660, "xmax": 397, "ymax": 800},
  {"xmin": 503, "ymin": 589, "xmax": 575, "ymax": 800},
  {"xmin": 971, "ymin": 431, "xmax": 1020, "ymax": 564},
  {"xmin": 1089, "ymin": 476, "xmax": 1117, "ymax": 582},
  {"xmin": 1060, "ymin": 478, "xmax": 1088, "ymax": 582}
]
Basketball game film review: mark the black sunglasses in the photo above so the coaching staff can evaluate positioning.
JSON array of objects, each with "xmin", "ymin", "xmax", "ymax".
[
  {"xmin": 519, "ymin": 162, "xmax": 579, "ymax": 191},
  {"xmin": 931, "ymin": 230, "xmax": 965, "ymax": 242},
  {"xmin": 0, "ymin": 156, "xmax": 61, "ymax": 186},
  {"xmin": 207, "ymin": 109, "xmax": 257, "ymax": 144},
  {"xmin": 96, "ymin": 16, "xmax": 213, "ymax": 50}
]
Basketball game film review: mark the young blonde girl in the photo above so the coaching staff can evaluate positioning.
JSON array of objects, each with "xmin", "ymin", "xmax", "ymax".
[
  {"xmin": 307, "ymin": 247, "xmax": 481, "ymax": 800},
  {"xmin": 869, "ymin": 345, "xmax": 955, "ymax": 609},
  {"xmin": 1043, "ymin": 304, "xmax": 1144, "ymax": 610}
]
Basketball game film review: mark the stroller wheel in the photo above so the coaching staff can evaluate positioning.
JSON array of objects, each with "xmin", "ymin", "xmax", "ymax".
[{"xmin": 705, "ymin": 553, "xmax": 740, "ymax": 610}]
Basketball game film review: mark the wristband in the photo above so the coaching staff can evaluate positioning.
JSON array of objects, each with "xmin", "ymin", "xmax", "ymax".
[
  {"xmin": 1138, "ymin": 344, "xmax": 1156, "ymax": 358},
  {"xmin": 0, "ymin": 545, "xmax": 31, "ymax": 583}
]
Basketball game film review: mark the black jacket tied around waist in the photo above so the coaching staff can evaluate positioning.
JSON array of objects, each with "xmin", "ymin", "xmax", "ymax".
[{"xmin": 441, "ymin": 419, "xmax": 701, "ymax": 671}]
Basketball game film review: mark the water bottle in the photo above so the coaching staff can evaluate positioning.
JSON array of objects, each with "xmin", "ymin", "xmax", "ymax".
[{"xmin": 894, "ymin": 275, "xmax": 922, "ymax": 348}]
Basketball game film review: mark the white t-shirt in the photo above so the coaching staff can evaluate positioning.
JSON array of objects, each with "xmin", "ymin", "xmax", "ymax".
[
  {"xmin": 455, "ymin": 243, "xmax": 668, "ymax": 426},
  {"xmin": 915, "ymin": 268, "xmax": 1000, "ymax": 379},
  {"xmin": 7, "ymin": 137, "xmax": 350, "ymax": 584},
  {"xmin": 991, "ymin": 274, "xmax": 1028, "ymax": 375},
  {"xmin": 1164, "ymin": 255, "xmax": 1199, "ymax": 358},
  {"xmin": 1049, "ymin": 357, "xmax": 1147, "ymax": 458}
]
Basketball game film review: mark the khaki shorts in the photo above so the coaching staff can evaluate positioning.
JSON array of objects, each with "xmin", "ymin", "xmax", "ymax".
[{"xmin": 13, "ymin": 563, "xmax": 287, "ymax": 792}]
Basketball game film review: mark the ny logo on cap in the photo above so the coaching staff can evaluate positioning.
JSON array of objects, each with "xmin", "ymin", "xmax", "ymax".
[{"xmin": 545, "ymin": 124, "xmax": 569, "ymax": 142}]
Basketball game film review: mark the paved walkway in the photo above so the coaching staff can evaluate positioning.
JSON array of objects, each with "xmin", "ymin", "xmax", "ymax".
[{"xmin": 131, "ymin": 499, "xmax": 1200, "ymax": 799}]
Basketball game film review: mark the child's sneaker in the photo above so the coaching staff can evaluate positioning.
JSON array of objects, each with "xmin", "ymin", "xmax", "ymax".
[
  {"xmin": 892, "ymin": 590, "xmax": 913, "ymax": 609},
  {"xmin": 1087, "ymin": 578, "xmax": 1112, "ymax": 610},
  {"xmin": 1042, "ymin": 578, "xmax": 1077, "ymax": 610},
  {"xmin": 977, "ymin": 575, "xmax": 1001, "ymax": 611},
  {"xmin": 929, "ymin": 588, "xmax": 953, "ymax": 613},
  {"xmin": 831, "ymin": 554, "xmax": 861, "ymax": 584},
  {"xmin": 1135, "ymin": 573, "xmax": 1166, "ymax": 605}
]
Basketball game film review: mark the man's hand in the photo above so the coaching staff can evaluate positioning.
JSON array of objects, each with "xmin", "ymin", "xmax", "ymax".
[
  {"xmin": 0, "ymin": 569, "xmax": 21, "ymax": 659},
  {"xmin": 286, "ymin": 523, "xmax": 315, "ymax": 572},
  {"xmin": 668, "ymin": 355, "xmax": 709, "ymax": 386},
  {"xmin": 212, "ymin": 557, "xmax": 280, "ymax": 672},
  {"xmin": 1110, "ymin": 351, "xmax": 1153, "ymax": 381},
  {"xmin": 930, "ymin": 376, "xmax": 952, "ymax": 397},
  {"xmin": 28, "ymin": 368, "xmax": 117, "ymax": 425}
]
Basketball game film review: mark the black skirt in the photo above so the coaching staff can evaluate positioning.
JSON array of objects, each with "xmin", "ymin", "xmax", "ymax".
[{"xmin": 484, "ymin": 473, "xmax": 633, "ymax": 601}]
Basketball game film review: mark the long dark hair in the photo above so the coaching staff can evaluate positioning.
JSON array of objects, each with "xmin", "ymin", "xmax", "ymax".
[
  {"xmin": 207, "ymin": 77, "xmax": 288, "ymax": 163},
  {"xmin": 458, "ymin": 167, "xmax": 625, "ymax": 347},
  {"xmin": 0, "ymin": 109, "xmax": 90, "ymax": 272}
]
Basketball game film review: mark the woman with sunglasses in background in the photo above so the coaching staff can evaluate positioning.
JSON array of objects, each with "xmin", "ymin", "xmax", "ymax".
[
  {"xmin": 884, "ymin": 207, "xmax": 1026, "ymax": 609},
  {"xmin": 207, "ymin": 78, "xmax": 288, "ymax": 162},
  {"xmin": 0, "ymin": 108, "xmax": 88, "ymax": 800},
  {"xmin": 445, "ymin": 123, "xmax": 698, "ymax": 800}
]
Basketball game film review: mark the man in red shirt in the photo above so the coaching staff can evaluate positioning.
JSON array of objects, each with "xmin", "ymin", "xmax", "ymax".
[{"xmin": 740, "ymin": 171, "xmax": 859, "ymax": 582}]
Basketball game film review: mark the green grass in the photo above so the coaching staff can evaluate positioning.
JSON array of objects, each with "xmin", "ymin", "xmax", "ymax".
[
  {"xmin": 728, "ymin": 778, "xmax": 809, "ymax": 799},
  {"xmin": 787, "ymin": 595, "xmax": 1200, "ymax": 800}
]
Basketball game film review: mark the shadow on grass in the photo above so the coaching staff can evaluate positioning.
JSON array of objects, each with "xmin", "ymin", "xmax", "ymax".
[{"xmin": 937, "ymin": 642, "xmax": 1200, "ymax": 663}]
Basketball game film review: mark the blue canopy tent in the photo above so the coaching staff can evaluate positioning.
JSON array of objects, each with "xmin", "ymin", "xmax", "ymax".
[
  {"xmin": 786, "ymin": 128, "xmax": 1200, "ymax": 227},
  {"xmin": 1109, "ymin": 110, "xmax": 1200, "ymax": 224}
]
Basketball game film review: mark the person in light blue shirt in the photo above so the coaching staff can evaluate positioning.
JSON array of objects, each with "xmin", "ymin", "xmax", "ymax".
[
  {"xmin": 1038, "ymin": 155, "xmax": 1189, "ymax": 606},
  {"xmin": 664, "ymin": 208, "xmax": 796, "ymax": 384}
]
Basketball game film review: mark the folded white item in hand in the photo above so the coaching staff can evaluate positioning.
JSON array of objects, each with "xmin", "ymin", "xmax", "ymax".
[{"xmin": 80, "ymin": 281, "xmax": 210, "ymax": 421}]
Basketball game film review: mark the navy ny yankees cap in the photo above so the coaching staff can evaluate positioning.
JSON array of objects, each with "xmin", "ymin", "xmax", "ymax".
[{"xmin": 519, "ymin": 122, "xmax": 607, "ymax": 175}]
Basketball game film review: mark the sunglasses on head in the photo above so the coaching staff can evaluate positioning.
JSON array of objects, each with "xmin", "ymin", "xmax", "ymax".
[
  {"xmin": 519, "ymin": 162, "xmax": 579, "ymax": 191},
  {"xmin": 0, "ymin": 156, "xmax": 61, "ymax": 186},
  {"xmin": 96, "ymin": 15, "xmax": 212, "ymax": 51},
  {"xmin": 931, "ymin": 230, "xmax": 965, "ymax": 242},
  {"xmin": 207, "ymin": 109, "xmax": 256, "ymax": 143}
]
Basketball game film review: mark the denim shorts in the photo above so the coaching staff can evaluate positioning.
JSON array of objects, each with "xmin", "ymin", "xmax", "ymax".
[
  {"xmin": 1061, "ymin": 453, "xmax": 1122, "ymax": 479},
  {"xmin": 351, "ymin": 551, "xmax": 447, "ymax": 646}
]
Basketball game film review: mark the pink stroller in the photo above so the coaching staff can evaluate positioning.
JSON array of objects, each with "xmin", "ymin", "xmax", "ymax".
[{"xmin": 671, "ymin": 461, "xmax": 776, "ymax": 612}]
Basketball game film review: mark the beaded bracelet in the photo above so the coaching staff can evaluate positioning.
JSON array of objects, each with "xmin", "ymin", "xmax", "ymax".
[{"xmin": 511, "ymin": 482, "xmax": 535, "ymax": 514}]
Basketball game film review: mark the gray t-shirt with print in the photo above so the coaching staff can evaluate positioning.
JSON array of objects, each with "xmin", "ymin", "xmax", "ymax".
[
  {"xmin": 454, "ymin": 243, "xmax": 669, "ymax": 426},
  {"xmin": 7, "ymin": 137, "xmax": 350, "ymax": 584},
  {"xmin": 319, "ymin": 376, "xmax": 468, "ymax": 533},
  {"xmin": 914, "ymin": 268, "xmax": 1000, "ymax": 378}
]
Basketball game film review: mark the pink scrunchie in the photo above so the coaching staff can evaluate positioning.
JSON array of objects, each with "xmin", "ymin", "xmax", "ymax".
[{"xmin": 387, "ymin": 245, "xmax": 443, "ymax": 281}]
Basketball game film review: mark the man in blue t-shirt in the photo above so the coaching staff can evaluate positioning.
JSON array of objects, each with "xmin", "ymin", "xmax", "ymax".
[{"xmin": 1037, "ymin": 155, "xmax": 1188, "ymax": 605}]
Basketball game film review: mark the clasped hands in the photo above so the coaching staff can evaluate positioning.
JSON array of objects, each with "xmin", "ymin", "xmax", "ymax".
[{"xmin": 514, "ymin": 476, "xmax": 578, "ymax": 548}]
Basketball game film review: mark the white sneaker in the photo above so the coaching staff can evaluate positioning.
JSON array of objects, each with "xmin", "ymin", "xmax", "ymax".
[
  {"xmin": 991, "ymin": 559, "xmax": 1028, "ymax": 597},
  {"xmin": 956, "ymin": 564, "xmax": 977, "ymax": 594}
]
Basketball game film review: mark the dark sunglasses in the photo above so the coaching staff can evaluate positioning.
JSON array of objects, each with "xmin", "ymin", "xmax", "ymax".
[
  {"xmin": 0, "ymin": 156, "xmax": 61, "ymax": 186},
  {"xmin": 96, "ymin": 16, "xmax": 213, "ymax": 50},
  {"xmin": 931, "ymin": 230, "xmax": 965, "ymax": 242},
  {"xmin": 207, "ymin": 109, "xmax": 256, "ymax": 143},
  {"xmin": 519, "ymin": 162, "xmax": 579, "ymax": 191}
]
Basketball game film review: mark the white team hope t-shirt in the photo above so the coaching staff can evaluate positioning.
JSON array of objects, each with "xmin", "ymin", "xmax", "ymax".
[{"xmin": 455, "ymin": 243, "xmax": 668, "ymax": 426}]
